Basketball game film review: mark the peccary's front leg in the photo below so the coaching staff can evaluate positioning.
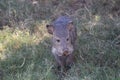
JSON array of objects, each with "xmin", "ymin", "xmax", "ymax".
[
  {"xmin": 54, "ymin": 54, "xmax": 65, "ymax": 71},
  {"xmin": 66, "ymin": 54, "xmax": 74, "ymax": 70}
]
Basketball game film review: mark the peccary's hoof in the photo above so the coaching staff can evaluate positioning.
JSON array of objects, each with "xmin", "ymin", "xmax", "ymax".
[
  {"xmin": 65, "ymin": 65, "xmax": 71, "ymax": 71},
  {"xmin": 57, "ymin": 66, "xmax": 61, "ymax": 71}
]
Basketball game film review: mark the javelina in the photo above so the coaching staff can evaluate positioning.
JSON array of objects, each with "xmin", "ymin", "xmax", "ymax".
[{"xmin": 46, "ymin": 16, "xmax": 77, "ymax": 71}]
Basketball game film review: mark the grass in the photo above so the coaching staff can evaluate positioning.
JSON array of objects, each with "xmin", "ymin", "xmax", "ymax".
[
  {"xmin": 0, "ymin": 0, "xmax": 120, "ymax": 80},
  {"xmin": 0, "ymin": 19, "xmax": 120, "ymax": 80}
]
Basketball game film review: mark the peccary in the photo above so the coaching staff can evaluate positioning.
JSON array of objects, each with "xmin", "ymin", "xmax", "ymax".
[{"xmin": 46, "ymin": 16, "xmax": 77, "ymax": 71}]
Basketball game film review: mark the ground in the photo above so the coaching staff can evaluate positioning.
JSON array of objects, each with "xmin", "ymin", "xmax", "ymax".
[{"xmin": 0, "ymin": 0, "xmax": 120, "ymax": 80}]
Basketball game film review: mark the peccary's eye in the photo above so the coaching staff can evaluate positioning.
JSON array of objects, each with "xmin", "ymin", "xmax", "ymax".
[
  {"xmin": 66, "ymin": 38, "xmax": 69, "ymax": 41},
  {"xmin": 56, "ymin": 39, "xmax": 60, "ymax": 43}
]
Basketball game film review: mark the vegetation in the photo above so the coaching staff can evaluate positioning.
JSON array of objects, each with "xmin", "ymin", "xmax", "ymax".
[{"xmin": 0, "ymin": 0, "xmax": 120, "ymax": 80}]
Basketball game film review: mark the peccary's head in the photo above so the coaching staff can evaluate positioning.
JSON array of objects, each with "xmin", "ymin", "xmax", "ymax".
[{"xmin": 46, "ymin": 16, "xmax": 74, "ymax": 56}]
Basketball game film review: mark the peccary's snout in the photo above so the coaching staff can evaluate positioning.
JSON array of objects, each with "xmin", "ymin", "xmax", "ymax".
[
  {"xmin": 63, "ymin": 48, "xmax": 69, "ymax": 56},
  {"xmin": 63, "ymin": 51, "xmax": 69, "ymax": 56}
]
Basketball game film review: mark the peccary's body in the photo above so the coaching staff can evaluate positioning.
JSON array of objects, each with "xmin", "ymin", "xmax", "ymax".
[{"xmin": 46, "ymin": 16, "xmax": 77, "ymax": 71}]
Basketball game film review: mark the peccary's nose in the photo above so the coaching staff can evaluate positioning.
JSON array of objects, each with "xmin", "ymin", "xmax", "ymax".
[{"xmin": 63, "ymin": 49, "xmax": 69, "ymax": 56}]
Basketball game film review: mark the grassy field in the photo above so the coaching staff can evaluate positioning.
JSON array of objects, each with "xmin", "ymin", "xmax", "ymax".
[
  {"xmin": 0, "ymin": 0, "xmax": 120, "ymax": 80},
  {"xmin": 0, "ymin": 19, "xmax": 120, "ymax": 80}
]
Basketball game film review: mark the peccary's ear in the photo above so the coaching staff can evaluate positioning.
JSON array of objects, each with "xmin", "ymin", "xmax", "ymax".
[
  {"xmin": 46, "ymin": 25, "xmax": 54, "ymax": 34},
  {"xmin": 67, "ymin": 21, "xmax": 74, "ymax": 31}
]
